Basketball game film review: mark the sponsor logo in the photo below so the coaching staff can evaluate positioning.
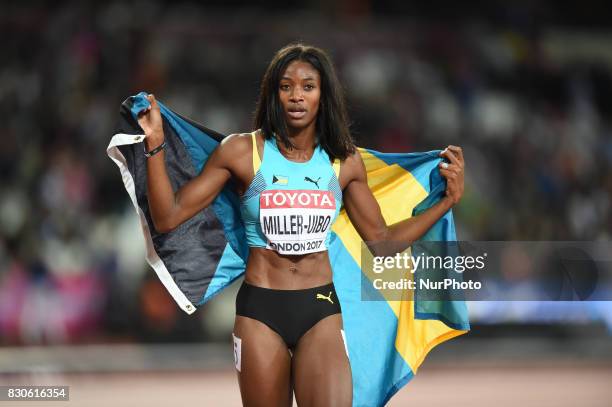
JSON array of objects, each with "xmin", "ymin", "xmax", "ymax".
[
  {"xmin": 260, "ymin": 190, "xmax": 335, "ymax": 209},
  {"xmin": 304, "ymin": 176, "xmax": 321, "ymax": 189},
  {"xmin": 316, "ymin": 291, "xmax": 334, "ymax": 304}
]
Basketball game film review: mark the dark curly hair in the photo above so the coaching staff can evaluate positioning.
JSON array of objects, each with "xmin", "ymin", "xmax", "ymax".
[{"xmin": 253, "ymin": 43, "xmax": 355, "ymax": 161}]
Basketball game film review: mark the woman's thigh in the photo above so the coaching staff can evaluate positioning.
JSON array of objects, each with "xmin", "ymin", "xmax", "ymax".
[
  {"xmin": 233, "ymin": 315, "xmax": 293, "ymax": 407},
  {"xmin": 292, "ymin": 314, "xmax": 352, "ymax": 407}
]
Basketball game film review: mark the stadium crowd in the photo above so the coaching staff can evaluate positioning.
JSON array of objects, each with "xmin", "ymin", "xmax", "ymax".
[{"xmin": 1, "ymin": 2, "xmax": 611, "ymax": 345}]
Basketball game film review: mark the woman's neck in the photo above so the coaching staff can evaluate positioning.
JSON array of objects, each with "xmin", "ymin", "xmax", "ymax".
[{"xmin": 277, "ymin": 126, "xmax": 317, "ymax": 160}]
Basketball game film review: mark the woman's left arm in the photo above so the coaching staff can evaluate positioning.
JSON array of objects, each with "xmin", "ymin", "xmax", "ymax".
[{"xmin": 342, "ymin": 146, "xmax": 464, "ymax": 255}]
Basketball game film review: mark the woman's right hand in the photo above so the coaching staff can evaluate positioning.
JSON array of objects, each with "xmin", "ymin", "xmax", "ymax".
[{"xmin": 137, "ymin": 94, "xmax": 164, "ymax": 143}]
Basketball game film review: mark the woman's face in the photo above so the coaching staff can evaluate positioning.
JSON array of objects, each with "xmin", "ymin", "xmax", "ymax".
[{"xmin": 278, "ymin": 60, "xmax": 321, "ymax": 131}]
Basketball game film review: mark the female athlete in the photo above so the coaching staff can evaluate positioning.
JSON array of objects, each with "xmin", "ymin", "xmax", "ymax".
[{"xmin": 136, "ymin": 43, "xmax": 464, "ymax": 407}]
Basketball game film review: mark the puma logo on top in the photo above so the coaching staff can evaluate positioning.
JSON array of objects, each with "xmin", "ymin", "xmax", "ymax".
[
  {"xmin": 304, "ymin": 176, "xmax": 321, "ymax": 189},
  {"xmin": 316, "ymin": 291, "xmax": 334, "ymax": 304}
]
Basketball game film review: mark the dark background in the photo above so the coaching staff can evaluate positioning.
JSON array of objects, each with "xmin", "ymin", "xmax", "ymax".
[{"xmin": 0, "ymin": 2, "xmax": 611, "ymax": 401}]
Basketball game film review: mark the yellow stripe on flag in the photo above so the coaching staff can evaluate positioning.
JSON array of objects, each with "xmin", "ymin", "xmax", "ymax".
[{"xmin": 332, "ymin": 148, "xmax": 468, "ymax": 373}]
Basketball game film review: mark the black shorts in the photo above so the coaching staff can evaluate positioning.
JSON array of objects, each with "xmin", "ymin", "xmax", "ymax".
[{"xmin": 235, "ymin": 281, "xmax": 342, "ymax": 349}]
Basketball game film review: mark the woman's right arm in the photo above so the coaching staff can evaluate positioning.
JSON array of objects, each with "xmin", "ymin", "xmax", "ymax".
[{"xmin": 137, "ymin": 94, "xmax": 239, "ymax": 233}]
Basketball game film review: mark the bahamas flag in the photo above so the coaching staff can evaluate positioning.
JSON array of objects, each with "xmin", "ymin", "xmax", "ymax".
[{"xmin": 107, "ymin": 92, "xmax": 470, "ymax": 407}]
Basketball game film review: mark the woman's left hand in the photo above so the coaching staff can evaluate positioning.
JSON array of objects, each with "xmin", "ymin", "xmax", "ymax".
[{"xmin": 438, "ymin": 145, "xmax": 465, "ymax": 206}]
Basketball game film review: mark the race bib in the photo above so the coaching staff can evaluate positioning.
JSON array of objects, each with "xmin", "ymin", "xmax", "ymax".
[{"xmin": 259, "ymin": 189, "xmax": 336, "ymax": 255}]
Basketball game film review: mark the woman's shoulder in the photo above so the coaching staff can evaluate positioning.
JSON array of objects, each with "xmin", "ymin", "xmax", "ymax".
[
  {"xmin": 220, "ymin": 131, "xmax": 253, "ymax": 148},
  {"xmin": 342, "ymin": 148, "xmax": 364, "ymax": 169},
  {"xmin": 217, "ymin": 131, "xmax": 259, "ymax": 157},
  {"xmin": 337, "ymin": 148, "xmax": 366, "ymax": 189},
  {"xmin": 214, "ymin": 131, "xmax": 263, "ymax": 175}
]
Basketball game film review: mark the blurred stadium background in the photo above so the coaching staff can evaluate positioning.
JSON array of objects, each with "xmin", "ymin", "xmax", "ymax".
[{"xmin": 1, "ymin": 1, "xmax": 611, "ymax": 405}]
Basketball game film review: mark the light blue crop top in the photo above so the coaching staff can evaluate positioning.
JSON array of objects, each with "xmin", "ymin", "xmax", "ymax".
[{"xmin": 239, "ymin": 130, "xmax": 343, "ymax": 255}]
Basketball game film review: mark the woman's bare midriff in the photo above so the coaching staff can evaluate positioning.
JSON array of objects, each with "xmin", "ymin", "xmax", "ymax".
[{"xmin": 244, "ymin": 247, "xmax": 333, "ymax": 289}]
